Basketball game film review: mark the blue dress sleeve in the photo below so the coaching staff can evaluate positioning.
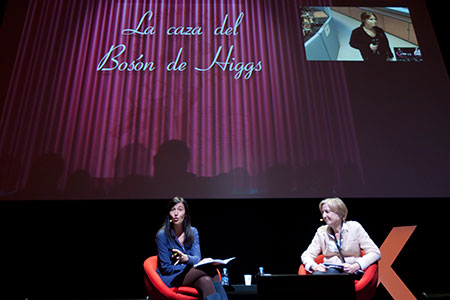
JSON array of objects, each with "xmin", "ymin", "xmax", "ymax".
[
  {"xmin": 156, "ymin": 230, "xmax": 186, "ymax": 275},
  {"xmin": 186, "ymin": 227, "xmax": 201, "ymax": 265}
]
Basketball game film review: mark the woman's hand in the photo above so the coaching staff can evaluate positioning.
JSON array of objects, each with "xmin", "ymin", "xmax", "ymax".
[
  {"xmin": 311, "ymin": 264, "xmax": 327, "ymax": 273},
  {"xmin": 343, "ymin": 263, "xmax": 361, "ymax": 274},
  {"xmin": 172, "ymin": 249, "xmax": 189, "ymax": 265},
  {"xmin": 370, "ymin": 43, "xmax": 379, "ymax": 51}
]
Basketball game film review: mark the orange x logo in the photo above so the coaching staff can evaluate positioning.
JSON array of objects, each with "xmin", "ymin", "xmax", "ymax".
[{"xmin": 378, "ymin": 226, "xmax": 417, "ymax": 300}]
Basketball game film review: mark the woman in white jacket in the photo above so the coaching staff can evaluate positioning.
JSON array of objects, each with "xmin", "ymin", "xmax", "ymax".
[{"xmin": 301, "ymin": 198, "xmax": 381, "ymax": 275}]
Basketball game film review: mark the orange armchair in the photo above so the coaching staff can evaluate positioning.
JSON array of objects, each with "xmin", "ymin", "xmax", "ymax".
[
  {"xmin": 144, "ymin": 256, "xmax": 200, "ymax": 300},
  {"xmin": 298, "ymin": 252, "xmax": 378, "ymax": 300}
]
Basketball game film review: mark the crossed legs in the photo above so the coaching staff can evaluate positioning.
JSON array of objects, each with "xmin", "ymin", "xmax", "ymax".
[{"xmin": 182, "ymin": 267, "xmax": 221, "ymax": 298}]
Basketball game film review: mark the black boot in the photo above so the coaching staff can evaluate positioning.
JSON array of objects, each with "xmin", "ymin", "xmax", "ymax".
[{"xmin": 213, "ymin": 281, "xmax": 229, "ymax": 300}]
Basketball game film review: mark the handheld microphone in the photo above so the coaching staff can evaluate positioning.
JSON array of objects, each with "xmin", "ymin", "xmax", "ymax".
[
  {"xmin": 372, "ymin": 37, "xmax": 380, "ymax": 46},
  {"xmin": 320, "ymin": 218, "xmax": 324, "ymax": 222}
]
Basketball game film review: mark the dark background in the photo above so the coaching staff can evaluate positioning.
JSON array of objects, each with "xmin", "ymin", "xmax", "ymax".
[{"xmin": 425, "ymin": 0, "xmax": 449, "ymax": 76}]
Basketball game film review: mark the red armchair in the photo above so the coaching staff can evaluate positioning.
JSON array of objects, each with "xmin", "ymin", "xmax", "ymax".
[
  {"xmin": 298, "ymin": 252, "xmax": 379, "ymax": 300},
  {"xmin": 143, "ymin": 256, "xmax": 222, "ymax": 300},
  {"xmin": 144, "ymin": 256, "xmax": 200, "ymax": 300}
]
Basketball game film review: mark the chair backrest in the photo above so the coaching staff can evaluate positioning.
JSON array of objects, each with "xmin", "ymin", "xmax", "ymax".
[
  {"xmin": 147, "ymin": 255, "xmax": 158, "ymax": 269},
  {"xmin": 143, "ymin": 256, "xmax": 201, "ymax": 300},
  {"xmin": 145, "ymin": 256, "xmax": 160, "ymax": 280},
  {"xmin": 314, "ymin": 254, "xmax": 325, "ymax": 264},
  {"xmin": 144, "ymin": 256, "xmax": 174, "ymax": 298},
  {"xmin": 314, "ymin": 250, "xmax": 366, "ymax": 264}
]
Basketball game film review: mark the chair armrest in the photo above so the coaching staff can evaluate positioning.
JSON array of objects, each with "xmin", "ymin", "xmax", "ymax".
[
  {"xmin": 144, "ymin": 257, "xmax": 176, "ymax": 298},
  {"xmin": 355, "ymin": 263, "xmax": 378, "ymax": 292}
]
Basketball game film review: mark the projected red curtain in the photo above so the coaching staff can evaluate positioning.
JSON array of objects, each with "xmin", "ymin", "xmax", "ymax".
[{"xmin": 0, "ymin": 0, "xmax": 363, "ymax": 198}]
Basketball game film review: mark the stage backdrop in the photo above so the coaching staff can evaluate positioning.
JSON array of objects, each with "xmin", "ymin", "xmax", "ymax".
[{"xmin": 1, "ymin": 0, "xmax": 449, "ymax": 199}]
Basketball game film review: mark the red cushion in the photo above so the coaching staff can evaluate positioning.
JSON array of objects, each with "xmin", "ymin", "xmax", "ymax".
[{"xmin": 174, "ymin": 286, "xmax": 200, "ymax": 297}]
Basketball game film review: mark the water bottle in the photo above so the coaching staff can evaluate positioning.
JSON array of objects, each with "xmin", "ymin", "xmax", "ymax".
[
  {"xmin": 258, "ymin": 267, "xmax": 264, "ymax": 276},
  {"xmin": 222, "ymin": 268, "xmax": 229, "ymax": 286}
]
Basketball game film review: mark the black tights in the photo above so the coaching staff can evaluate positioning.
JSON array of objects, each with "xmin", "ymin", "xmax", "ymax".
[{"xmin": 182, "ymin": 267, "xmax": 220, "ymax": 298}]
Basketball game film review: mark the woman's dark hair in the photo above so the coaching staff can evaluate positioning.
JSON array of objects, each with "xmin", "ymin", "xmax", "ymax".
[
  {"xmin": 160, "ymin": 196, "xmax": 194, "ymax": 246},
  {"xmin": 360, "ymin": 11, "xmax": 377, "ymax": 26}
]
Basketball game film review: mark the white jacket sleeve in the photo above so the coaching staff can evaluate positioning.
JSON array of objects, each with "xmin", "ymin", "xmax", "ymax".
[
  {"xmin": 301, "ymin": 228, "xmax": 324, "ymax": 272},
  {"xmin": 353, "ymin": 222, "xmax": 381, "ymax": 270}
]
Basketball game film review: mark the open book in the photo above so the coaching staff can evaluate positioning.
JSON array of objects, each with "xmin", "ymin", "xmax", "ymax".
[
  {"xmin": 194, "ymin": 257, "xmax": 236, "ymax": 268},
  {"xmin": 323, "ymin": 263, "xmax": 365, "ymax": 275}
]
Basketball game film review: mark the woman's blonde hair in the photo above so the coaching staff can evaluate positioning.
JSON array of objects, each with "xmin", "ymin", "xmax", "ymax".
[{"xmin": 319, "ymin": 197, "xmax": 348, "ymax": 221}]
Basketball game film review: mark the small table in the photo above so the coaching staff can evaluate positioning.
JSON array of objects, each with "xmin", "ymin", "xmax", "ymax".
[{"xmin": 225, "ymin": 284, "xmax": 257, "ymax": 300}]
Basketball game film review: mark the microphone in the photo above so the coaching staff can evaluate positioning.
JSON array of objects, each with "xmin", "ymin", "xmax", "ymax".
[{"xmin": 320, "ymin": 218, "xmax": 323, "ymax": 222}]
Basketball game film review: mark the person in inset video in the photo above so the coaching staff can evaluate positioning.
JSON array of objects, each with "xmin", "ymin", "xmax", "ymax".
[{"xmin": 350, "ymin": 11, "xmax": 393, "ymax": 61}]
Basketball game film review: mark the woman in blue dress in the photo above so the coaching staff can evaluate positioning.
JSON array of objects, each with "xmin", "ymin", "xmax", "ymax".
[{"xmin": 156, "ymin": 196, "xmax": 228, "ymax": 300}]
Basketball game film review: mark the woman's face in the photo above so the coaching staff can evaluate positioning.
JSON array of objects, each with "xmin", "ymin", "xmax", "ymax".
[
  {"xmin": 169, "ymin": 202, "xmax": 186, "ymax": 226},
  {"xmin": 364, "ymin": 15, "xmax": 377, "ymax": 28},
  {"xmin": 321, "ymin": 203, "xmax": 341, "ymax": 228}
]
